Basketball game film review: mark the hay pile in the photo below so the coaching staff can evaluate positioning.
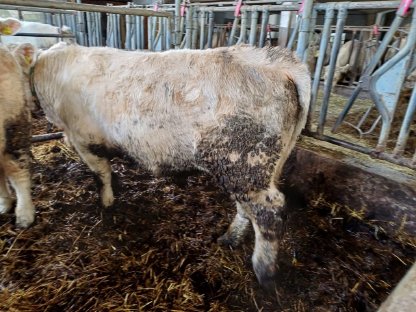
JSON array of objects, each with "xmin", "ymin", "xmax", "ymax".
[{"xmin": 0, "ymin": 113, "xmax": 414, "ymax": 311}]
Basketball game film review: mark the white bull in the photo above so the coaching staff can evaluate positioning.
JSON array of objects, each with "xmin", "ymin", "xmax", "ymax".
[
  {"xmin": 31, "ymin": 43, "xmax": 311, "ymax": 289},
  {"xmin": 0, "ymin": 17, "xmax": 73, "ymax": 49},
  {"xmin": 0, "ymin": 20, "xmax": 36, "ymax": 228}
]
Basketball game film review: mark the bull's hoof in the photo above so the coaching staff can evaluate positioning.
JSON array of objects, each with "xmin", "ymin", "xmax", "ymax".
[
  {"xmin": 217, "ymin": 233, "xmax": 240, "ymax": 248},
  {"xmin": 100, "ymin": 190, "xmax": 115, "ymax": 208},
  {"xmin": 16, "ymin": 211, "xmax": 35, "ymax": 228},
  {"xmin": 0, "ymin": 197, "xmax": 13, "ymax": 214},
  {"xmin": 253, "ymin": 261, "xmax": 278, "ymax": 292}
]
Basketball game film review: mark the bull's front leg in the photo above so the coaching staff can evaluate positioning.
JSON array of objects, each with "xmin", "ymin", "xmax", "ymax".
[
  {"xmin": 70, "ymin": 139, "xmax": 114, "ymax": 207},
  {"xmin": 4, "ymin": 156, "xmax": 35, "ymax": 228},
  {"xmin": 0, "ymin": 166, "xmax": 13, "ymax": 214}
]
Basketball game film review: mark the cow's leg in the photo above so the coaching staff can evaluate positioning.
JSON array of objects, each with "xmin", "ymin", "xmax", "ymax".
[
  {"xmin": 70, "ymin": 140, "xmax": 114, "ymax": 207},
  {"xmin": 218, "ymin": 201, "xmax": 250, "ymax": 247},
  {"xmin": 246, "ymin": 187, "xmax": 284, "ymax": 290},
  {"xmin": 0, "ymin": 166, "xmax": 13, "ymax": 213},
  {"xmin": 4, "ymin": 156, "xmax": 35, "ymax": 228}
]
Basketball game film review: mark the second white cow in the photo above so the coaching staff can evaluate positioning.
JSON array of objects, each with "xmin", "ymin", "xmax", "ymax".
[{"xmin": 0, "ymin": 18, "xmax": 73, "ymax": 49}]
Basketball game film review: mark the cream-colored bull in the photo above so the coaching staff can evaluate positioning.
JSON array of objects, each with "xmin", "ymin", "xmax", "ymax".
[{"xmin": 32, "ymin": 43, "xmax": 311, "ymax": 289}]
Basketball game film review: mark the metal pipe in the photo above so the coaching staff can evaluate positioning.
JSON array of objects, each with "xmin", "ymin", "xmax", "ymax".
[
  {"xmin": 96, "ymin": 12, "xmax": 102, "ymax": 46},
  {"xmin": 0, "ymin": 4, "xmax": 74, "ymax": 14},
  {"xmin": 228, "ymin": 16, "xmax": 240, "ymax": 46},
  {"xmin": 174, "ymin": 0, "xmax": 181, "ymax": 48},
  {"xmin": 185, "ymin": 6, "xmax": 193, "ymax": 49},
  {"xmin": 207, "ymin": 11, "xmax": 214, "ymax": 48},
  {"xmin": 148, "ymin": 16, "xmax": 154, "ymax": 51},
  {"xmin": 86, "ymin": 11, "xmax": 93, "ymax": 46},
  {"xmin": 191, "ymin": 9, "xmax": 199, "ymax": 49},
  {"xmin": 258, "ymin": 9, "xmax": 269, "ymax": 48},
  {"xmin": 286, "ymin": 14, "xmax": 299, "ymax": 50},
  {"xmin": 199, "ymin": 11, "xmax": 206, "ymax": 49},
  {"xmin": 393, "ymin": 85, "xmax": 416, "ymax": 156},
  {"xmin": 237, "ymin": 10, "xmax": 248, "ymax": 44},
  {"xmin": 318, "ymin": 7, "xmax": 348, "ymax": 135},
  {"xmin": 249, "ymin": 9, "xmax": 259, "ymax": 46},
  {"xmin": 32, "ymin": 132, "xmax": 64, "ymax": 143},
  {"xmin": 302, "ymin": 8, "xmax": 318, "ymax": 63},
  {"xmin": 296, "ymin": 0, "xmax": 314, "ymax": 58},
  {"xmin": 126, "ymin": 14, "xmax": 132, "ymax": 50},
  {"xmin": 0, "ymin": 0, "xmax": 172, "ymax": 17},
  {"xmin": 308, "ymin": 6, "xmax": 334, "ymax": 132}
]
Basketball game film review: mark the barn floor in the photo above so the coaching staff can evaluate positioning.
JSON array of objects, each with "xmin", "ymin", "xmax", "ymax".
[{"xmin": 0, "ymin": 113, "xmax": 415, "ymax": 311}]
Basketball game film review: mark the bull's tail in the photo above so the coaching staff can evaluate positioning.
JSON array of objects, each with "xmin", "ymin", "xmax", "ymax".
[{"xmin": 288, "ymin": 65, "xmax": 311, "ymax": 134}]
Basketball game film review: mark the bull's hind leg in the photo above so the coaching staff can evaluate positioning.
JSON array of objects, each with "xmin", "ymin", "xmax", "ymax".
[
  {"xmin": 0, "ymin": 166, "xmax": 13, "ymax": 213},
  {"xmin": 247, "ymin": 187, "xmax": 285, "ymax": 290},
  {"xmin": 69, "ymin": 139, "xmax": 114, "ymax": 207},
  {"xmin": 217, "ymin": 201, "xmax": 250, "ymax": 248}
]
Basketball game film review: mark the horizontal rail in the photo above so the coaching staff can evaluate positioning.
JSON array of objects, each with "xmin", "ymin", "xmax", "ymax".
[
  {"xmin": 14, "ymin": 32, "xmax": 75, "ymax": 38},
  {"xmin": 0, "ymin": 0, "xmax": 172, "ymax": 17},
  {"xmin": 31, "ymin": 132, "xmax": 64, "ymax": 143},
  {"xmin": 0, "ymin": 4, "xmax": 75, "ymax": 14}
]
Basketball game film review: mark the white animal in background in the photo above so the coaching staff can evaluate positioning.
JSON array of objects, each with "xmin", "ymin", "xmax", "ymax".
[
  {"xmin": 32, "ymin": 42, "xmax": 311, "ymax": 289},
  {"xmin": 0, "ymin": 18, "xmax": 37, "ymax": 228},
  {"xmin": 0, "ymin": 17, "xmax": 73, "ymax": 49}
]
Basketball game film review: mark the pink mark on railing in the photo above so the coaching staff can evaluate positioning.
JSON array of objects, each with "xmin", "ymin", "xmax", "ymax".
[
  {"xmin": 372, "ymin": 25, "xmax": 380, "ymax": 35},
  {"xmin": 298, "ymin": 0, "xmax": 305, "ymax": 14},
  {"xmin": 153, "ymin": 3, "xmax": 159, "ymax": 12},
  {"xmin": 234, "ymin": 0, "xmax": 243, "ymax": 17},
  {"xmin": 180, "ymin": 4, "xmax": 186, "ymax": 17},
  {"xmin": 399, "ymin": 0, "xmax": 413, "ymax": 15}
]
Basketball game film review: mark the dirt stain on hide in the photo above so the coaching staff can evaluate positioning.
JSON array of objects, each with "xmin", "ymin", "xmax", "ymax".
[{"xmin": 196, "ymin": 115, "xmax": 281, "ymax": 201}]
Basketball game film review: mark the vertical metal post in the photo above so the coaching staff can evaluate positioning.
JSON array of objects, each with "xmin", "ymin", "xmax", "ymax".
[
  {"xmin": 191, "ymin": 9, "xmax": 198, "ymax": 49},
  {"xmin": 249, "ymin": 9, "xmax": 259, "ymax": 46},
  {"xmin": 207, "ymin": 11, "xmax": 214, "ymax": 49},
  {"xmin": 126, "ymin": 14, "xmax": 132, "ymax": 50},
  {"xmin": 199, "ymin": 10, "xmax": 206, "ymax": 49},
  {"xmin": 185, "ymin": 6, "xmax": 192, "ymax": 49},
  {"xmin": 303, "ymin": 8, "xmax": 318, "ymax": 63},
  {"xmin": 296, "ymin": 0, "xmax": 314, "ymax": 59},
  {"xmin": 148, "ymin": 16, "xmax": 154, "ymax": 51},
  {"xmin": 393, "ymin": 85, "xmax": 416, "ymax": 156},
  {"xmin": 318, "ymin": 7, "xmax": 348, "ymax": 136},
  {"xmin": 228, "ymin": 15, "xmax": 240, "ymax": 46},
  {"xmin": 308, "ymin": 6, "xmax": 334, "ymax": 132},
  {"xmin": 174, "ymin": 0, "xmax": 181, "ymax": 48},
  {"xmin": 258, "ymin": 9, "xmax": 269, "ymax": 48},
  {"xmin": 237, "ymin": 10, "xmax": 248, "ymax": 44}
]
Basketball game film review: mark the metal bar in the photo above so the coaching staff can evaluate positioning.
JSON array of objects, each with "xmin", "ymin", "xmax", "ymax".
[
  {"xmin": 0, "ymin": 4, "xmax": 74, "ymax": 14},
  {"xmin": 0, "ymin": 0, "xmax": 172, "ymax": 17},
  {"xmin": 308, "ymin": 133, "xmax": 415, "ymax": 169},
  {"xmin": 248, "ymin": 10, "xmax": 259, "ymax": 46},
  {"xmin": 237, "ymin": 10, "xmax": 248, "ymax": 44},
  {"xmin": 13, "ymin": 32, "xmax": 75, "ymax": 38},
  {"xmin": 228, "ymin": 16, "xmax": 240, "ymax": 46},
  {"xmin": 308, "ymin": 5, "xmax": 334, "ymax": 132},
  {"xmin": 185, "ymin": 6, "xmax": 193, "ymax": 49},
  {"xmin": 296, "ymin": 0, "xmax": 314, "ymax": 58},
  {"xmin": 286, "ymin": 14, "xmax": 299, "ymax": 50},
  {"xmin": 258, "ymin": 9, "xmax": 269, "ymax": 48},
  {"xmin": 393, "ymin": 86, "xmax": 416, "ymax": 156},
  {"xmin": 31, "ymin": 132, "xmax": 64, "ymax": 143},
  {"xmin": 191, "ymin": 9, "xmax": 198, "ymax": 49},
  {"xmin": 174, "ymin": 0, "xmax": 181, "ymax": 48},
  {"xmin": 318, "ymin": 7, "xmax": 348, "ymax": 135},
  {"xmin": 303, "ymin": 8, "xmax": 318, "ymax": 63},
  {"xmin": 199, "ymin": 11, "xmax": 206, "ymax": 49},
  {"xmin": 207, "ymin": 11, "xmax": 214, "ymax": 48},
  {"xmin": 125, "ymin": 14, "xmax": 132, "ymax": 50}
]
